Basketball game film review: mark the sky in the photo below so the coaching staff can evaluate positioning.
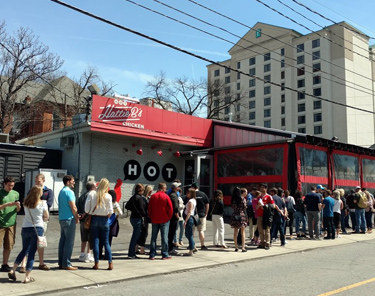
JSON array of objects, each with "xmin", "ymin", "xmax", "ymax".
[{"xmin": 1, "ymin": 0, "xmax": 375, "ymax": 99}]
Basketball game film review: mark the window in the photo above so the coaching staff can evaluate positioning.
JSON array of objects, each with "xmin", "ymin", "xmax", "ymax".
[
  {"xmin": 281, "ymin": 71, "xmax": 285, "ymax": 79},
  {"xmin": 213, "ymin": 108, "xmax": 219, "ymax": 117},
  {"xmin": 281, "ymin": 118, "xmax": 285, "ymax": 126},
  {"xmin": 264, "ymin": 75, "xmax": 271, "ymax": 82},
  {"xmin": 249, "ymin": 101, "xmax": 255, "ymax": 109},
  {"xmin": 237, "ymin": 61, "xmax": 241, "ymax": 69},
  {"xmin": 249, "ymin": 57, "xmax": 256, "ymax": 65},
  {"xmin": 249, "ymin": 111, "xmax": 256, "ymax": 120},
  {"xmin": 225, "ymin": 76, "xmax": 230, "ymax": 84},
  {"xmin": 249, "ymin": 68, "xmax": 256, "ymax": 75},
  {"xmin": 281, "ymin": 83, "xmax": 285, "ymax": 91},
  {"xmin": 298, "ymin": 128, "xmax": 306, "ymax": 133},
  {"xmin": 313, "ymin": 100, "xmax": 322, "ymax": 109},
  {"xmin": 312, "ymin": 51, "xmax": 320, "ymax": 60},
  {"xmin": 264, "ymin": 109, "xmax": 271, "ymax": 117},
  {"xmin": 214, "ymin": 69, "xmax": 220, "ymax": 77},
  {"xmin": 297, "ymin": 43, "xmax": 305, "ymax": 53},
  {"xmin": 281, "ymin": 48, "xmax": 285, "ymax": 56},
  {"xmin": 313, "ymin": 63, "xmax": 321, "ymax": 72},
  {"xmin": 297, "ymin": 67, "xmax": 305, "ymax": 76},
  {"xmin": 225, "ymin": 97, "xmax": 231, "ymax": 104},
  {"xmin": 298, "ymin": 115, "xmax": 306, "ymax": 124},
  {"xmin": 237, "ymin": 72, "xmax": 241, "ymax": 80},
  {"xmin": 298, "ymin": 103, "xmax": 305, "ymax": 112},
  {"xmin": 313, "ymin": 88, "xmax": 322, "ymax": 96},
  {"xmin": 281, "ymin": 94, "xmax": 285, "ymax": 103},
  {"xmin": 297, "ymin": 79, "xmax": 305, "ymax": 88},
  {"xmin": 249, "ymin": 90, "xmax": 256, "ymax": 98},
  {"xmin": 225, "ymin": 86, "xmax": 231, "ymax": 94},
  {"xmin": 237, "ymin": 93, "xmax": 241, "ymax": 100},
  {"xmin": 313, "ymin": 75, "xmax": 321, "ymax": 85},
  {"xmin": 264, "ymin": 64, "xmax": 271, "ymax": 72},
  {"xmin": 214, "ymin": 100, "xmax": 219, "ymax": 107},
  {"xmin": 314, "ymin": 113, "xmax": 322, "ymax": 122},
  {"xmin": 264, "ymin": 86, "xmax": 271, "ymax": 95},
  {"xmin": 214, "ymin": 89, "xmax": 219, "ymax": 96},
  {"xmin": 297, "ymin": 55, "xmax": 305, "ymax": 64},
  {"xmin": 264, "ymin": 120, "xmax": 271, "ymax": 128},
  {"xmin": 312, "ymin": 39, "xmax": 320, "ymax": 48},
  {"xmin": 314, "ymin": 125, "xmax": 322, "ymax": 135},
  {"xmin": 281, "ymin": 106, "xmax": 285, "ymax": 114},
  {"xmin": 264, "ymin": 97, "xmax": 271, "ymax": 106},
  {"xmin": 237, "ymin": 83, "xmax": 240, "ymax": 90},
  {"xmin": 249, "ymin": 79, "xmax": 256, "ymax": 87},
  {"xmin": 281, "ymin": 59, "xmax": 285, "ymax": 68},
  {"xmin": 236, "ymin": 104, "xmax": 241, "ymax": 112},
  {"xmin": 225, "ymin": 68, "xmax": 230, "ymax": 74},
  {"xmin": 236, "ymin": 114, "xmax": 240, "ymax": 121},
  {"xmin": 298, "ymin": 91, "xmax": 305, "ymax": 100},
  {"xmin": 224, "ymin": 107, "xmax": 230, "ymax": 115},
  {"xmin": 264, "ymin": 52, "xmax": 271, "ymax": 61}
]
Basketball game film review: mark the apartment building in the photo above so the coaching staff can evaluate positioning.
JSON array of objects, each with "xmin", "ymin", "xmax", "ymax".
[{"xmin": 207, "ymin": 22, "xmax": 375, "ymax": 147}]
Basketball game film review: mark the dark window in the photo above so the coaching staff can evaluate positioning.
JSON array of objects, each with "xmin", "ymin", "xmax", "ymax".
[
  {"xmin": 237, "ymin": 72, "xmax": 241, "ymax": 80},
  {"xmin": 237, "ymin": 61, "xmax": 241, "ymax": 69},
  {"xmin": 264, "ymin": 64, "xmax": 271, "ymax": 72},
  {"xmin": 281, "ymin": 48, "xmax": 285, "ymax": 56},
  {"xmin": 236, "ymin": 104, "xmax": 241, "ymax": 112},
  {"xmin": 298, "ymin": 103, "xmax": 305, "ymax": 112},
  {"xmin": 313, "ymin": 63, "xmax": 321, "ymax": 72},
  {"xmin": 297, "ymin": 43, "xmax": 304, "ymax": 53},
  {"xmin": 281, "ymin": 59, "xmax": 285, "ymax": 68},
  {"xmin": 298, "ymin": 128, "xmax": 306, "ymax": 133},
  {"xmin": 298, "ymin": 116, "xmax": 306, "ymax": 124},
  {"xmin": 281, "ymin": 106, "xmax": 285, "ymax": 114},
  {"xmin": 313, "ymin": 88, "xmax": 322, "ymax": 96},
  {"xmin": 249, "ymin": 79, "xmax": 256, "ymax": 87},
  {"xmin": 214, "ymin": 69, "xmax": 220, "ymax": 77},
  {"xmin": 297, "ymin": 55, "xmax": 305, "ymax": 65},
  {"xmin": 249, "ymin": 68, "xmax": 256, "ymax": 75},
  {"xmin": 225, "ymin": 86, "xmax": 230, "ymax": 94},
  {"xmin": 237, "ymin": 83, "xmax": 240, "ymax": 90},
  {"xmin": 224, "ymin": 107, "xmax": 230, "ymax": 114},
  {"xmin": 298, "ymin": 91, "xmax": 305, "ymax": 100},
  {"xmin": 264, "ymin": 52, "xmax": 271, "ymax": 61},
  {"xmin": 281, "ymin": 83, "xmax": 285, "ymax": 91},
  {"xmin": 314, "ymin": 125, "xmax": 322, "ymax": 134},
  {"xmin": 312, "ymin": 51, "xmax": 320, "ymax": 60},
  {"xmin": 312, "ymin": 39, "xmax": 320, "ymax": 48},
  {"xmin": 281, "ymin": 118, "xmax": 285, "ymax": 126},
  {"xmin": 264, "ymin": 109, "xmax": 271, "ymax": 117},
  {"xmin": 249, "ymin": 90, "xmax": 256, "ymax": 98},
  {"xmin": 297, "ymin": 79, "xmax": 305, "ymax": 88},
  {"xmin": 264, "ymin": 86, "xmax": 271, "ymax": 95},
  {"xmin": 225, "ymin": 76, "xmax": 230, "ymax": 84},
  {"xmin": 264, "ymin": 75, "xmax": 271, "ymax": 82},
  {"xmin": 214, "ymin": 100, "xmax": 219, "ymax": 107},
  {"xmin": 249, "ymin": 57, "xmax": 256, "ymax": 65},
  {"xmin": 313, "ymin": 100, "xmax": 322, "ymax": 109},
  {"xmin": 264, "ymin": 97, "xmax": 271, "ymax": 106},
  {"xmin": 249, "ymin": 101, "xmax": 255, "ymax": 109},
  {"xmin": 264, "ymin": 120, "xmax": 271, "ymax": 128},
  {"xmin": 313, "ymin": 76, "xmax": 321, "ymax": 85},
  {"xmin": 281, "ymin": 71, "xmax": 285, "ymax": 79},
  {"xmin": 225, "ymin": 68, "xmax": 230, "ymax": 74},
  {"xmin": 314, "ymin": 113, "xmax": 322, "ymax": 122},
  {"xmin": 249, "ymin": 111, "xmax": 256, "ymax": 120},
  {"xmin": 297, "ymin": 67, "xmax": 305, "ymax": 76},
  {"xmin": 225, "ymin": 97, "xmax": 231, "ymax": 104},
  {"xmin": 281, "ymin": 94, "xmax": 285, "ymax": 103}
]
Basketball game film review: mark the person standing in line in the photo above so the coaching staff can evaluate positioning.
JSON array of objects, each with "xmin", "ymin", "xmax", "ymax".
[
  {"xmin": 322, "ymin": 190, "xmax": 335, "ymax": 240},
  {"xmin": 284, "ymin": 190, "xmax": 295, "ymax": 240},
  {"xmin": 332, "ymin": 190, "xmax": 343, "ymax": 238},
  {"xmin": 353, "ymin": 186, "xmax": 367, "ymax": 234},
  {"xmin": 127, "ymin": 183, "xmax": 146, "ymax": 259},
  {"xmin": 191, "ymin": 183, "xmax": 209, "ymax": 250},
  {"xmin": 257, "ymin": 183, "xmax": 274, "ymax": 250},
  {"xmin": 168, "ymin": 182, "xmax": 182, "ymax": 256},
  {"xmin": 8, "ymin": 185, "xmax": 48, "ymax": 283},
  {"xmin": 173, "ymin": 188, "xmax": 185, "ymax": 247},
  {"xmin": 210, "ymin": 190, "xmax": 227, "ymax": 248},
  {"xmin": 183, "ymin": 188, "xmax": 197, "ymax": 256},
  {"xmin": 294, "ymin": 190, "xmax": 307, "ymax": 239},
  {"xmin": 148, "ymin": 182, "xmax": 173, "ymax": 260},
  {"xmin": 304, "ymin": 186, "xmax": 322, "ymax": 240},
  {"xmin": 346, "ymin": 190, "xmax": 357, "ymax": 231},
  {"xmin": 58, "ymin": 175, "xmax": 79, "ymax": 270},
  {"xmin": 136, "ymin": 185, "xmax": 152, "ymax": 255},
  {"xmin": 247, "ymin": 187, "xmax": 257, "ymax": 241},
  {"xmin": 0, "ymin": 176, "xmax": 20, "ymax": 272},
  {"xmin": 363, "ymin": 189, "xmax": 374, "ymax": 233},
  {"xmin": 338, "ymin": 189, "xmax": 348, "ymax": 234},
  {"xmin": 230, "ymin": 188, "xmax": 248, "ymax": 252},
  {"xmin": 77, "ymin": 181, "xmax": 96, "ymax": 263},
  {"xmin": 270, "ymin": 188, "xmax": 287, "ymax": 247},
  {"xmin": 85, "ymin": 178, "xmax": 114, "ymax": 270}
]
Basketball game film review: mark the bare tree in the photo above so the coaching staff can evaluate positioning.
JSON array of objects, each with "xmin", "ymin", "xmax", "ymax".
[
  {"xmin": 0, "ymin": 21, "xmax": 63, "ymax": 133},
  {"xmin": 144, "ymin": 71, "xmax": 246, "ymax": 119}
]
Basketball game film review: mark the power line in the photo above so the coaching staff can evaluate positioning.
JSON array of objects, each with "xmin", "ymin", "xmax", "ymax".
[
  {"xmin": 184, "ymin": 0, "xmax": 375, "ymax": 86},
  {"xmin": 49, "ymin": 0, "xmax": 375, "ymax": 115},
  {"xmin": 125, "ymin": 0, "xmax": 374, "ymax": 96}
]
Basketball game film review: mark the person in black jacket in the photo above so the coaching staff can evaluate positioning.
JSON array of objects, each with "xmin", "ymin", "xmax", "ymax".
[
  {"xmin": 127, "ymin": 183, "xmax": 146, "ymax": 259},
  {"xmin": 168, "ymin": 182, "xmax": 182, "ymax": 255},
  {"xmin": 210, "ymin": 190, "xmax": 228, "ymax": 248}
]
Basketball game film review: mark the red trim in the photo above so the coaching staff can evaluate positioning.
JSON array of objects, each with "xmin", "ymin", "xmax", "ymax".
[
  {"xmin": 334, "ymin": 180, "xmax": 360, "ymax": 187},
  {"xmin": 360, "ymin": 155, "xmax": 375, "ymax": 189},
  {"xmin": 299, "ymin": 176, "xmax": 329, "ymax": 184}
]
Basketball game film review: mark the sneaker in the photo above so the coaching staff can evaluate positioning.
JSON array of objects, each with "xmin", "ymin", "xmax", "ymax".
[
  {"xmin": 87, "ymin": 254, "xmax": 95, "ymax": 262},
  {"xmin": 169, "ymin": 250, "xmax": 182, "ymax": 256},
  {"xmin": 1, "ymin": 264, "xmax": 11, "ymax": 272},
  {"xmin": 79, "ymin": 254, "xmax": 89, "ymax": 263},
  {"xmin": 201, "ymin": 245, "xmax": 208, "ymax": 250}
]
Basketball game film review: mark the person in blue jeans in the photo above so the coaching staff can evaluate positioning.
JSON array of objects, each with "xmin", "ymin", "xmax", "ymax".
[
  {"xmin": 183, "ymin": 188, "xmax": 197, "ymax": 256},
  {"xmin": 58, "ymin": 175, "xmax": 79, "ymax": 270},
  {"xmin": 353, "ymin": 187, "xmax": 367, "ymax": 233},
  {"xmin": 8, "ymin": 185, "xmax": 48, "ymax": 283},
  {"xmin": 85, "ymin": 178, "xmax": 114, "ymax": 270},
  {"xmin": 294, "ymin": 190, "xmax": 307, "ymax": 238},
  {"xmin": 322, "ymin": 190, "xmax": 335, "ymax": 239},
  {"xmin": 127, "ymin": 183, "xmax": 146, "ymax": 258}
]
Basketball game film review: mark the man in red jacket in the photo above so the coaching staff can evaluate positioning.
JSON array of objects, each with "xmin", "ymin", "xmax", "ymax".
[{"xmin": 148, "ymin": 182, "xmax": 173, "ymax": 260}]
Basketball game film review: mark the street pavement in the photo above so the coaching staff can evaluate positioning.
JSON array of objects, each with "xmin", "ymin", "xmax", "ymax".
[{"xmin": 1, "ymin": 214, "xmax": 374, "ymax": 296}]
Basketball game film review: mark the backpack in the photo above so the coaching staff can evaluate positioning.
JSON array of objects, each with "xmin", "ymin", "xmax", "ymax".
[{"xmin": 357, "ymin": 192, "xmax": 367, "ymax": 209}]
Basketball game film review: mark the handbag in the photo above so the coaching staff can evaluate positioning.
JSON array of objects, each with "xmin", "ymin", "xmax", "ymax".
[
  {"xmin": 27, "ymin": 207, "xmax": 47, "ymax": 249},
  {"xmin": 233, "ymin": 215, "xmax": 242, "ymax": 222},
  {"xmin": 193, "ymin": 214, "xmax": 201, "ymax": 226}
]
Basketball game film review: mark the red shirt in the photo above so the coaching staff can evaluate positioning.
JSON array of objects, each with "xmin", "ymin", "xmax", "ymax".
[
  {"xmin": 257, "ymin": 194, "xmax": 274, "ymax": 217},
  {"xmin": 148, "ymin": 191, "xmax": 173, "ymax": 224}
]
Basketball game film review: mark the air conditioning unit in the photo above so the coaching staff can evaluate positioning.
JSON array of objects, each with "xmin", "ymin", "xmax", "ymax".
[{"xmin": 60, "ymin": 136, "xmax": 75, "ymax": 148}]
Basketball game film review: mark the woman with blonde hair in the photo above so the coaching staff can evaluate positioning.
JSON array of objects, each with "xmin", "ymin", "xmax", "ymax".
[
  {"xmin": 338, "ymin": 188, "xmax": 348, "ymax": 234},
  {"xmin": 8, "ymin": 185, "xmax": 48, "ymax": 283},
  {"xmin": 332, "ymin": 190, "xmax": 343, "ymax": 238},
  {"xmin": 85, "ymin": 178, "xmax": 113, "ymax": 270}
]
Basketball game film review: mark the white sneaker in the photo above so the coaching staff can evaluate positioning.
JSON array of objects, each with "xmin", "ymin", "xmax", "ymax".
[
  {"xmin": 87, "ymin": 254, "xmax": 95, "ymax": 262},
  {"xmin": 79, "ymin": 254, "xmax": 89, "ymax": 262}
]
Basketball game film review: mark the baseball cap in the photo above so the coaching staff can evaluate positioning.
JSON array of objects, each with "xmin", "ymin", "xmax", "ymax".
[
  {"xmin": 171, "ymin": 182, "xmax": 181, "ymax": 189},
  {"xmin": 316, "ymin": 184, "xmax": 325, "ymax": 190}
]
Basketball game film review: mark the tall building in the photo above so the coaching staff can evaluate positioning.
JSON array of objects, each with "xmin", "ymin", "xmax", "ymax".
[{"xmin": 207, "ymin": 22, "xmax": 375, "ymax": 147}]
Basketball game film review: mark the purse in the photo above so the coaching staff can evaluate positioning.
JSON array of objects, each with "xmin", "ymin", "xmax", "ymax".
[
  {"xmin": 233, "ymin": 215, "xmax": 242, "ymax": 222},
  {"xmin": 27, "ymin": 207, "xmax": 47, "ymax": 249},
  {"xmin": 193, "ymin": 214, "xmax": 201, "ymax": 226}
]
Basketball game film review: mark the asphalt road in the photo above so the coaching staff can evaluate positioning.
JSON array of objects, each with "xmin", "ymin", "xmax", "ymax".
[{"xmin": 50, "ymin": 238, "xmax": 375, "ymax": 296}]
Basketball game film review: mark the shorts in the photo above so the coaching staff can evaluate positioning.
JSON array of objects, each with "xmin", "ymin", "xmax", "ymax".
[
  {"xmin": 197, "ymin": 217, "xmax": 206, "ymax": 232},
  {"xmin": 0, "ymin": 225, "xmax": 16, "ymax": 250},
  {"xmin": 80, "ymin": 222, "xmax": 90, "ymax": 242}
]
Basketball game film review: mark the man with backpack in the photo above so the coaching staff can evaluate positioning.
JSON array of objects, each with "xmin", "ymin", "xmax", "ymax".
[{"xmin": 353, "ymin": 186, "xmax": 367, "ymax": 234}]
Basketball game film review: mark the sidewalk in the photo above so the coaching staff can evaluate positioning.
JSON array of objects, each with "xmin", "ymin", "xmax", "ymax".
[{"xmin": 1, "ymin": 215, "xmax": 373, "ymax": 296}]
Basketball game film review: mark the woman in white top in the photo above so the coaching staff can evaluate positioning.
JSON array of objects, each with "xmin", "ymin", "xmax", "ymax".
[
  {"xmin": 183, "ymin": 188, "xmax": 197, "ymax": 256},
  {"xmin": 332, "ymin": 190, "xmax": 343, "ymax": 238},
  {"xmin": 8, "ymin": 185, "xmax": 48, "ymax": 284},
  {"xmin": 85, "ymin": 178, "xmax": 113, "ymax": 270}
]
